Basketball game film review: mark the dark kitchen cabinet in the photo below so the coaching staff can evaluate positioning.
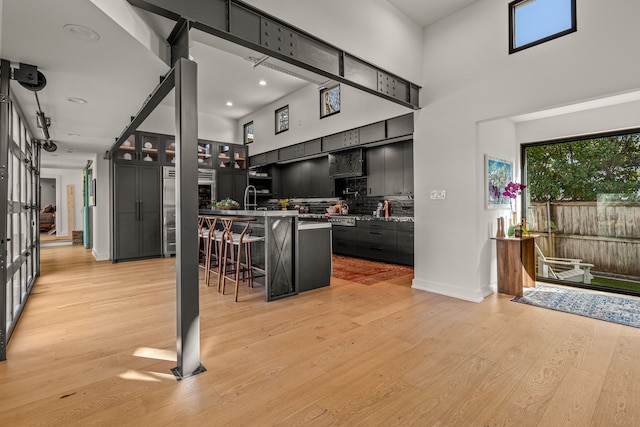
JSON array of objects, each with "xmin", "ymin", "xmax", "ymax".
[
  {"xmin": 331, "ymin": 226, "xmax": 358, "ymax": 257},
  {"xmin": 356, "ymin": 221, "xmax": 397, "ymax": 264},
  {"xmin": 309, "ymin": 157, "xmax": 332, "ymax": 197},
  {"xmin": 217, "ymin": 168, "xmax": 247, "ymax": 205},
  {"xmin": 328, "ymin": 148, "xmax": 364, "ymax": 178},
  {"xmin": 396, "ymin": 222, "xmax": 414, "ymax": 266},
  {"xmin": 216, "ymin": 143, "xmax": 247, "ymax": 170},
  {"xmin": 113, "ymin": 163, "xmax": 162, "ymax": 261},
  {"xmin": 115, "ymin": 133, "xmax": 161, "ymax": 164},
  {"xmin": 366, "ymin": 140, "xmax": 413, "ymax": 197},
  {"xmin": 281, "ymin": 162, "xmax": 306, "ymax": 198},
  {"xmin": 403, "ymin": 140, "xmax": 414, "ymax": 194},
  {"xmin": 366, "ymin": 146, "xmax": 385, "ymax": 197},
  {"xmin": 280, "ymin": 157, "xmax": 332, "ymax": 198},
  {"xmin": 384, "ymin": 143, "xmax": 404, "ymax": 196},
  {"xmin": 331, "ymin": 220, "xmax": 414, "ymax": 266}
]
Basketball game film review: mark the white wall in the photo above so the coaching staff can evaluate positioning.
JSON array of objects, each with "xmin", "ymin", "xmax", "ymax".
[
  {"xmin": 411, "ymin": 0, "xmax": 640, "ymax": 302},
  {"xmin": 40, "ymin": 168, "xmax": 84, "ymax": 237},
  {"xmin": 240, "ymin": 83, "xmax": 411, "ymax": 154},
  {"xmin": 516, "ymin": 99, "xmax": 640, "ymax": 144},
  {"xmin": 140, "ymin": 103, "xmax": 238, "ymax": 143},
  {"xmin": 91, "ymin": 156, "xmax": 111, "ymax": 261},
  {"xmin": 40, "ymin": 178, "xmax": 56, "ymax": 206}
]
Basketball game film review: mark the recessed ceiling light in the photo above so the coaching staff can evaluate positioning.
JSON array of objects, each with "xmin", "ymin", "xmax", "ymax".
[
  {"xmin": 67, "ymin": 97, "xmax": 87, "ymax": 104},
  {"xmin": 226, "ymin": 101, "xmax": 233, "ymax": 107},
  {"xmin": 68, "ymin": 133, "xmax": 81, "ymax": 137},
  {"xmin": 259, "ymin": 80, "xmax": 267, "ymax": 86},
  {"xmin": 63, "ymin": 24, "xmax": 100, "ymax": 42}
]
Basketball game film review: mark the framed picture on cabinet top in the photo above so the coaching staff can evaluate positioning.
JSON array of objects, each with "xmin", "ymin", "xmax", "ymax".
[
  {"xmin": 275, "ymin": 105, "xmax": 289, "ymax": 134},
  {"xmin": 485, "ymin": 155, "xmax": 512, "ymax": 209}
]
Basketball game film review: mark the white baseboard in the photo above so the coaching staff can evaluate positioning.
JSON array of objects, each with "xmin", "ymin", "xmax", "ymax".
[
  {"xmin": 411, "ymin": 278, "xmax": 487, "ymax": 303},
  {"xmin": 92, "ymin": 248, "xmax": 110, "ymax": 261}
]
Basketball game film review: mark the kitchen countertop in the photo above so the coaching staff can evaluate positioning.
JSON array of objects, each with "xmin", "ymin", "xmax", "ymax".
[
  {"xmin": 199, "ymin": 210, "xmax": 413, "ymax": 222},
  {"xmin": 200, "ymin": 208, "xmax": 298, "ymax": 217},
  {"xmin": 298, "ymin": 213, "xmax": 414, "ymax": 223}
]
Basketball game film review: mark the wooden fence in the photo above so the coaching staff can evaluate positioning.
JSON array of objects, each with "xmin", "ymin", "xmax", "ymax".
[{"xmin": 530, "ymin": 201, "xmax": 640, "ymax": 277}]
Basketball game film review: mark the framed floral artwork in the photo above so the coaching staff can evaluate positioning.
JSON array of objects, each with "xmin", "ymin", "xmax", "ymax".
[
  {"xmin": 485, "ymin": 155, "xmax": 512, "ymax": 209},
  {"xmin": 275, "ymin": 105, "xmax": 289, "ymax": 134}
]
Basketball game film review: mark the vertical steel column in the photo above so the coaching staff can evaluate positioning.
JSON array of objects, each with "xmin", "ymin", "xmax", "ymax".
[
  {"xmin": 0, "ymin": 59, "xmax": 10, "ymax": 361},
  {"xmin": 171, "ymin": 57, "xmax": 205, "ymax": 379}
]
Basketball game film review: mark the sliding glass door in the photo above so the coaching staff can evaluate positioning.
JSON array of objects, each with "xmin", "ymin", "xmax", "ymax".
[
  {"xmin": 523, "ymin": 131, "xmax": 640, "ymax": 295},
  {"xmin": 1, "ymin": 60, "xmax": 40, "ymax": 360}
]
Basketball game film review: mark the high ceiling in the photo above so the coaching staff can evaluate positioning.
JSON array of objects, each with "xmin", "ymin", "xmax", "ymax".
[{"xmin": 1, "ymin": 0, "xmax": 479, "ymax": 169}]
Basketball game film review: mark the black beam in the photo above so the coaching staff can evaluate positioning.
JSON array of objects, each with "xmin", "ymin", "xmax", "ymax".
[
  {"xmin": 104, "ymin": 68, "xmax": 175, "ymax": 160},
  {"xmin": 171, "ymin": 57, "xmax": 205, "ymax": 380},
  {"xmin": 168, "ymin": 18, "xmax": 191, "ymax": 66},
  {"xmin": 126, "ymin": 0, "xmax": 420, "ymax": 110},
  {"xmin": 0, "ymin": 59, "xmax": 10, "ymax": 361}
]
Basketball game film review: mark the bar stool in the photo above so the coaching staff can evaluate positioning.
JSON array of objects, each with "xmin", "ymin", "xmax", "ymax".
[
  {"xmin": 217, "ymin": 217, "xmax": 265, "ymax": 302},
  {"xmin": 203, "ymin": 216, "xmax": 224, "ymax": 287},
  {"xmin": 197, "ymin": 215, "xmax": 210, "ymax": 271}
]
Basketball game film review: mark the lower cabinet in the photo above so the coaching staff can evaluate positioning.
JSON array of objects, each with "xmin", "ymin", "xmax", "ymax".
[
  {"xmin": 332, "ymin": 226, "xmax": 358, "ymax": 257},
  {"xmin": 331, "ymin": 220, "xmax": 414, "ymax": 266}
]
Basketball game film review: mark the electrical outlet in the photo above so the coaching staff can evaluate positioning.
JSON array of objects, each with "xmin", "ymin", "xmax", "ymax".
[{"xmin": 430, "ymin": 190, "xmax": 446, "ymax": 200}]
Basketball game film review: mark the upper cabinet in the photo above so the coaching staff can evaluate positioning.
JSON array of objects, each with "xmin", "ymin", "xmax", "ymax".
[
  {"xmin": 366, "ymin": 140, "xmax": 413, "ymax": 196},
  {"xmin": 115, "ymin": 133, "xmax": 161, "ymax": 164},
  {"xmin": 116, "ymin": 132, "xmax": 249, "ymax": 170},
  {"xmin": 217, "ymin": 144, "xmax": 247, "ymax": 170}
]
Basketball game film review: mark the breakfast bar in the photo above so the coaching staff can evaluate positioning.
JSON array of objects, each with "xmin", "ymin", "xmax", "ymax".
[{"xmin": 200, "ymin": 208, "xmax": 299, "ymax": 301}]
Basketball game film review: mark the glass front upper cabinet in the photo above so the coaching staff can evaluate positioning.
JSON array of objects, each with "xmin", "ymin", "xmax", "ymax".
[
  {"xmin": 116, "ymin": 135, "xmax": 137, "ymax": 161},
  {"xmin": 140, "ymin": 134, "xmax": 159, "ymax": 163},
  {"xmin": 233, "ymin": 146, "xmax": 247, "ymax": 169},
  {"xmin": 217, "ymin": 144, "xmax": 232, "ymax": 168},
  {"xmin": 197, "ymin": 141, "xmax": 213, "ymax": 167},
  {"xmin": 116, "ymin": 134, "xmax": 159, "ymax": 163}
]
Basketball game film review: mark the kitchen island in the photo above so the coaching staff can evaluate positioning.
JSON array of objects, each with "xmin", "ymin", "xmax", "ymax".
[{"xmin": 200, "ymin": 209, "xmax": 299, "ymax": 301}]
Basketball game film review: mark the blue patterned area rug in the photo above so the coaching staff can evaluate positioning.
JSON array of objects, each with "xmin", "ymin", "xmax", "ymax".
[{"xmin": 512, "ymin": 285, "xmax": 640, "ymax": 328}]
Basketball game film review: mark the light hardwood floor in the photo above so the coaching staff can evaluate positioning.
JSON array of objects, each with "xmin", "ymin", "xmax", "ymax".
[{"xmin": 1, "ymin": 245, "xmax": 640, "ymax": 426}]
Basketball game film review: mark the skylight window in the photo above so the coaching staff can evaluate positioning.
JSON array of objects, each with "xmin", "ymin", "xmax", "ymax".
[{"xmin": 509, "ymin": 0, "xmax": 576, "ymax": 54}]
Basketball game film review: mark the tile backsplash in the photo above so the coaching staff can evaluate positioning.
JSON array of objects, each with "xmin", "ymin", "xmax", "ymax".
[
  {"xmin": 259, "ymin": 177, "xmax": 414, "ymax": 217},
  {"xmin": 337, "ymin": 177, "xmax": 414, "ymax": 216}
]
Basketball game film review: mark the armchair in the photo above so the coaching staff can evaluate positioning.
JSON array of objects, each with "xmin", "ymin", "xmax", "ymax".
[{"xmin": 535, "ymin": 243, "xmax": 594, "ymax": 284}]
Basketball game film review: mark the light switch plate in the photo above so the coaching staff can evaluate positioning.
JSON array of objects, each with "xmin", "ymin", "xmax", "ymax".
[{"xmin": 430, "ymin": 190, "xmax": 446, "ymax": 200}]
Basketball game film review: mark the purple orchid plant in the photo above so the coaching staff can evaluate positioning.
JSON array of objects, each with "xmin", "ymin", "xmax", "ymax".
[{"xmin": 503, "ymin": 182, "xmax": 526, "ymax": 212}]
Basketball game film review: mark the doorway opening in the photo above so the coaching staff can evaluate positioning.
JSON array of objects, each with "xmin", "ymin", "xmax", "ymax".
[{"xmin": 523, "ymin": 129, "xmax": 640, "ymax": 295}]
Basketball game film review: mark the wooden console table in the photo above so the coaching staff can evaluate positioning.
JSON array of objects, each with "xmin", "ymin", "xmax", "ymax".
[{"xmin": 492, "ymin": 236, "xmax": 536, "ymax": 297}]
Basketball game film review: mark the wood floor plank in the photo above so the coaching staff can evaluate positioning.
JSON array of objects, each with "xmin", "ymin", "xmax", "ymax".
[{"xmin": 1, "ymin": 245, "xmax": 640, "ymax": 426}]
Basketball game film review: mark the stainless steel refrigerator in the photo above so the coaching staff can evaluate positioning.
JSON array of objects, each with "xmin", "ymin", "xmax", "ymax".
[{"xmin": 162, "ymin": 166, "xmax": 216, "ymax": 257}]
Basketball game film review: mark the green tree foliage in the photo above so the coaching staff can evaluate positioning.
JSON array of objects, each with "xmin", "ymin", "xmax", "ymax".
[{"xmin": 526, "ymin": 134, "xmax": 640, "ymax": 202}]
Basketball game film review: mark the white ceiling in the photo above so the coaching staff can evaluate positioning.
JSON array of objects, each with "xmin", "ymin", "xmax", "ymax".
[
  {"xmin": 387, "ymin": 0, "xmax": 479, "ymax": 27},
  {"xmin": 0, "ymin": 0, "xmax": 480, "ymax": 169}
]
